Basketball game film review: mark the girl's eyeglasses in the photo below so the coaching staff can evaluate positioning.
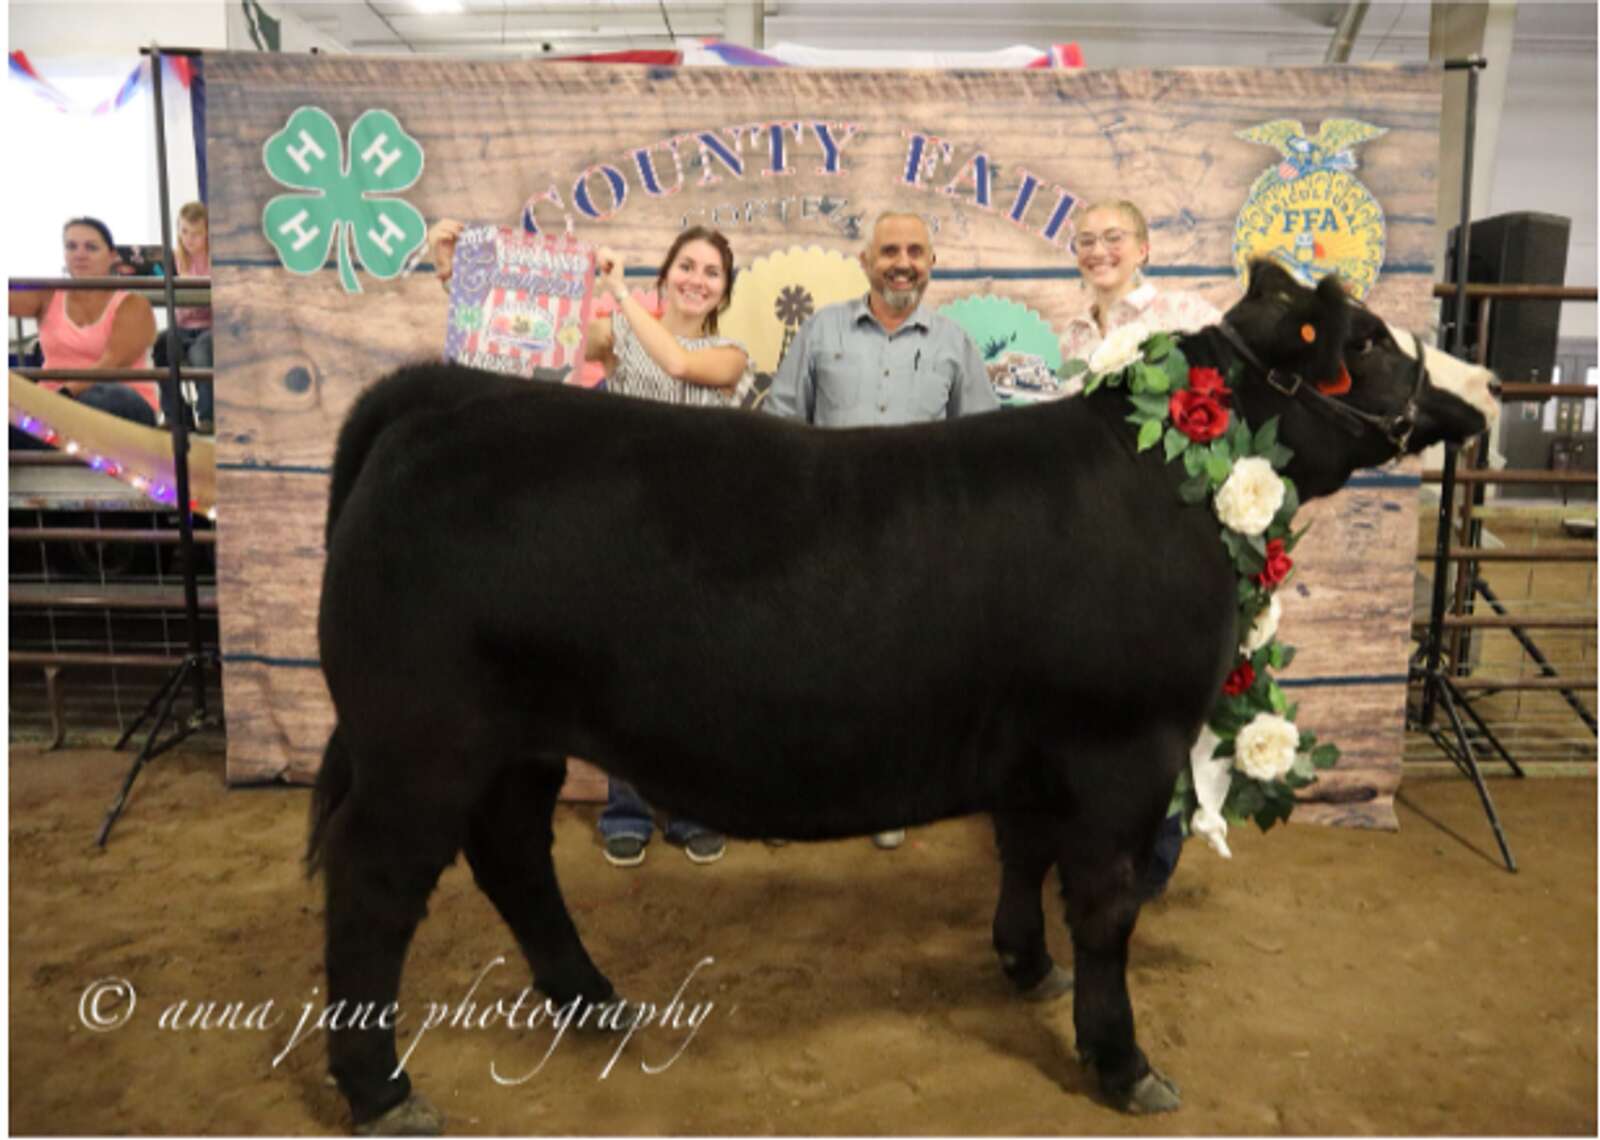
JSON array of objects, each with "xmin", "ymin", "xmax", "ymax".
[{"xmin": 1071, "ymin": 229, "xmax": 1130, "ymax": 254}]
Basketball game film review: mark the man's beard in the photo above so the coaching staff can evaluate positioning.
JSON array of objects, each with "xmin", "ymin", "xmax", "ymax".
[{"xmin": 879, "ymin": 280, "xmax": 925, "ymax": 311}]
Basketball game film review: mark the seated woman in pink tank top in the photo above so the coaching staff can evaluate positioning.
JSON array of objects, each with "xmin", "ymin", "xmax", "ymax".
[{"xmin": 8, "ymin": 217, "xmax": 160, "ymax": 442}]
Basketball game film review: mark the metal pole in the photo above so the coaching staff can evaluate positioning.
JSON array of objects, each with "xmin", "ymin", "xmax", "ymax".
[
  {"xmin": 146, "ymin": 45, "xmax": 208, "ymax": 719},
  {"xmin": 1421, "ymin": 58, "xmax": 1487, "ymax": 730}
]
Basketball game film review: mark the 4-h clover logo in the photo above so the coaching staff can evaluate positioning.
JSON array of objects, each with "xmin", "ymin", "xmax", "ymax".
[{"xmin": 262, "ymin": 106, "xmax": 426, "ymax": 294}]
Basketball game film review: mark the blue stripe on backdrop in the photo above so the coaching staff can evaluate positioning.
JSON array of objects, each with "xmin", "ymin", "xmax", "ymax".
[
  {"xmin": 1279, "ymin": 674, "xmax": 1410, "ymax": 687},
  {"xmin": 1345, "ymin": 472, "xmax": 1422, "ymax": 488},
  {"xmin": 223, "ymin": 652, "xmax": 322, "ymax": 668},
  {"xmin": 217, "ymin": 462, "xmax": 332, "ymax": 475}
]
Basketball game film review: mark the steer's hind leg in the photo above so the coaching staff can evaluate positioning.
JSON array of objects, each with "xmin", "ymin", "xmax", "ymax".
[
  {"xmin": 461, "ymin": 759, "xmax": 616, "ymax": 1007},
  {"xmin": 991, "ymin": 810, "xmax": 1071, "ymax": 1001},
  {"xmin": 1054, "ymin": 738, "xmax": 1183, "ymax": 1114},
  {"xmin": 323, "ymin": 779, "xmax": 467, "ymax": 1133}
]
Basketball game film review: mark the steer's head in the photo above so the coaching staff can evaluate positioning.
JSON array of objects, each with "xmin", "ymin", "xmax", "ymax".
[{"xmin": 1224, "ymin": 260, "xmax": 1498, "ymax": 500}]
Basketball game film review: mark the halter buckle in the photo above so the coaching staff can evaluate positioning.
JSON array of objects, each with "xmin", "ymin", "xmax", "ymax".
[{"xmin": 1266, "ymin": 369, "xmax": 1302, "ymax": 397}]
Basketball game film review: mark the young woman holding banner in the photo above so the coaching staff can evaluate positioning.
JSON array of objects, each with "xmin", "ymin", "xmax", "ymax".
[{"xmin": 428, "ymin": 219, "xmax": 752, "ymax": 867}]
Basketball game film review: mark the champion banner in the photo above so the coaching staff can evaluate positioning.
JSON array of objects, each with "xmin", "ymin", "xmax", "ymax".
[{"xmin": 207, "ymin": 53, "xmax": 1441, "ymax": 828}]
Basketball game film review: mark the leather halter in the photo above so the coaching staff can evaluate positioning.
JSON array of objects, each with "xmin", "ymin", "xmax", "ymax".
[{"xmin": 1214, "ymin": 319, "xmax": 1429, "ymax": 454}]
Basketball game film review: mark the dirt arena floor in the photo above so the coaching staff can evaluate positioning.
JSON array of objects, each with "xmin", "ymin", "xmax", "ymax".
[{"xmin": 8, "ymin": 743, "xmax": 1596, "ymax": 1136}]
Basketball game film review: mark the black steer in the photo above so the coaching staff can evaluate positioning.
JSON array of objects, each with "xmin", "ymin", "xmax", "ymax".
[{"xmin": 310, "ymin": 262, "xmax": 1495, "ymax": 1133}]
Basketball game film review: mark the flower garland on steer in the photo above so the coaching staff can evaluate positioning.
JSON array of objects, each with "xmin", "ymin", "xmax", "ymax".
[{"xmin": 1069, "ymin": 322, "xmax": 1341, "ymax": 858}]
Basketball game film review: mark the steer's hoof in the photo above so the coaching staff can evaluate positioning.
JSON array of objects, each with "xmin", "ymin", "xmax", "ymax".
[
  {"xmin": 1120, "ymin": 1068, "xmax": 1182, "ymax": 1115},
  {"xmin": 1020, "ymin": 964, "xmax": 1074, "ymax": 1003},
  {"xmin": 354, "ymin": 1094, "xmax": 444, "ymax": 1136}
]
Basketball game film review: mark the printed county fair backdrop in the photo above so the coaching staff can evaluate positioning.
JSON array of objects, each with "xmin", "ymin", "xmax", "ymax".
[{"xmin": 206, "ymin": 53, "xmax": 1442, "ymax": 828}]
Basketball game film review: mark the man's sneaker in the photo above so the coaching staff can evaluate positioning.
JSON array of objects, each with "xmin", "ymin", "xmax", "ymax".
[
  {"xmin": 872, "ymin": 829, "xmax": 907, "ymax": 850},
  {"xmin": 683, "ymin": 833, "xmax": 727, "ymax": 865},
  {"xmin": 603, "ymin": 835, "xmax": 647, "ymax": 867}
]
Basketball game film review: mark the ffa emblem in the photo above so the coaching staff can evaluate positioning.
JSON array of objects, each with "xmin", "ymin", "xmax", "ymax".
[{"xmin": 1232, "ymin": 118, "xmax": 1388, "ymax": 299}]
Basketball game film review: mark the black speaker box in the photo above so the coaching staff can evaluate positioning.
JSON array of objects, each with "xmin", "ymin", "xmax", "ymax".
[{"xmin": 1443, "ymin": 211, "xmax": 1570, "ymax": 381}]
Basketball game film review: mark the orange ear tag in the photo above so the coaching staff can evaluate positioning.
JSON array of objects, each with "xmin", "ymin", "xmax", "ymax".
[
  {"xmin": 1317, "ymin": 364, "xmax": 1353, "ymax": 396},
  {"xmin": 1300, "ymin": 323, "xmax": 1317, "ymax": 344}
]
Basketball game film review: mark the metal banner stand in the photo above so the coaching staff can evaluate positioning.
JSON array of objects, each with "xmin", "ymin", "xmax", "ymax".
[
  {"xmin": 98, "ymin": 44, "xmax": 218, "ymax": 847},
  {"xmin": 1408, "ymin": 56, "xmax": 1519, "ymax": 872}
]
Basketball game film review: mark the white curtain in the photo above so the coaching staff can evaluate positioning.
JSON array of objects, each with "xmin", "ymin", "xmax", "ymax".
[{"xmin": 7, "ymin": 56, "xmax": 200, "ymax": 279}]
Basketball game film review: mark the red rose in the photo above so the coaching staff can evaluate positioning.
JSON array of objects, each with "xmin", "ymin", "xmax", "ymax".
[
  {"xmin": 1223, "ymin": 661, "xmax": 1256, "ymax": 696},
  {"xmin": 1255, "ymin": 538, "xmax": 1293, "ymax": 589},
  {"xmin": 1187, "ymin": 366, "xmax": 1230, "ymax": 400},
  {"xmin": 1169, "ymin": 389, "xmax": 1231, "ymax": 442}
]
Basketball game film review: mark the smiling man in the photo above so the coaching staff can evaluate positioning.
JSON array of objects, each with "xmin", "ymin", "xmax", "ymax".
[
  {"xmin": 766, "ymin": 211, "xmax": 996, "ymax": 429},
  {"xmin": 766, "ymin": 211, "xmax": 997, "ymax": 849}
]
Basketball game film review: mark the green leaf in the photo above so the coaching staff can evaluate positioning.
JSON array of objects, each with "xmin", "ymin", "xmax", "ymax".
[
  {"xmin": 1278, "ymin": 643, "xmax": 1297, "ymax": 669},
  {"xmin": 1144, "ymin": 331, "xmax": 1173, "ymax": 362},
  {"xmin": 1178, "ymin": 472, "xmax": 1211, "ymax": 505},
  {"xmin": 1136, "ymin": 418, "xmax": 1163, "ymax": 452},
  {"xmin": 1310, "ymin": 743, "xmax": 1340, "ymax": 769},
  {"xmin": 1163, "ymin": 427, "xmax": 1189, "ymax": 463},
  {"xmin": 1183, "ymin": 447, "xmax": 1206, "ymax": 477},
  {"xmin": 1129, "ymin": 391, "xmax": 1171, "ymax": 418},
  {"xmin": 1167, "ymin": 767, "xmax": 1193, "ymax": 818},
  {"xmin": 1227, "ymin": 419, "xmax": 1252, "ymax": 456},
  {"xmin": 345, "ymin": 109, "xmax": 426, "ymax": 194},
  {"xmin": 1254, "ymin": 415, "xmax": 1281, "ymax": 454},
  {"xmin": 263, "ymin": 106, "xmax": 344, "ymax": 192},
  {"xmin": 1205, "ymin": 453, "xmax": 1232, "ymax": 485},
  {"xmin": 262, "ymin": 194, "xmax": 340, "ymax": 276},
  {"xmin": 1228, "ymin": 780, "xmax": 1265, "ymax": 821},
  {"xmin": 1058, "ymin": 357, "xmax": 1088, "ymax": 380},
  {"xmin": 1290, "ymin": 752, "xmax": 1317, "ymax": 782},
  {"xmin": 1141, "ymin": 363, "xmax": 1171, "ymax": 393},
  {"xmin": 348, "ymin": 197, "xmax": 427, "ymax": 280},
  {"xmin": 1268, "ymin": 443, "xmax": 1294, "ymax": 468},
  {"xmin": 1269, "ymin": 683, "xmax": 1288, "ymax": 713},
  {"xmin": 1271, "ymin": 480, "xmax": 1302, "ymax": 531},
  {"xmin": 1162, "ymin": 349, "xmax": 1189, "ymax": 389}
]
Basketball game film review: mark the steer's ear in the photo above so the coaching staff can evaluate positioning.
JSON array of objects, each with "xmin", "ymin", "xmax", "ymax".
[
  {"xmin": 1246, "ymin": 258, "xmax": 1294, "ymax": 301},
  {"xmin": 1303, "ymin": 273, "xmax": 1353, "ymax": 387}
]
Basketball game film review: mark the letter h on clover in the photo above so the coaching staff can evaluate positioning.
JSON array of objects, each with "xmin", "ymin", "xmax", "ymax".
[{"xmin": 262, "ymin": 107, "xmax": 426, "ymax": 294}]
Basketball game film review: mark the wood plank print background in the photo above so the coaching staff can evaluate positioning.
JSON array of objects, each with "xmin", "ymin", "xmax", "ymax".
[{"xmin": 206, "ymin": 54, "xmax": 1442, "ymax": 828}]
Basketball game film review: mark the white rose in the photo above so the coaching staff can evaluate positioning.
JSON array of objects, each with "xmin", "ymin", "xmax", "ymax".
[
  {"xmin": 1214, "ymin": 456, "xmax": 1286, "ymax": 537},
  {"xmin": 1242, "ymin": 594, "xmax": 1282, "ymax": 654},
  {"xmin": 1088, "ymin": 321, "xmax": 1150, "ymax": 376},
  {"xmin": 1234, "ymin": 713, "xmax": 1300, "ymax": 782}
]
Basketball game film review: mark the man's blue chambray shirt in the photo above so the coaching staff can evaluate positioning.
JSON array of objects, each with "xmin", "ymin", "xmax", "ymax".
[{"xmin": 765, "ymin": 295, "xmax": 998, "ymax": 426}]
